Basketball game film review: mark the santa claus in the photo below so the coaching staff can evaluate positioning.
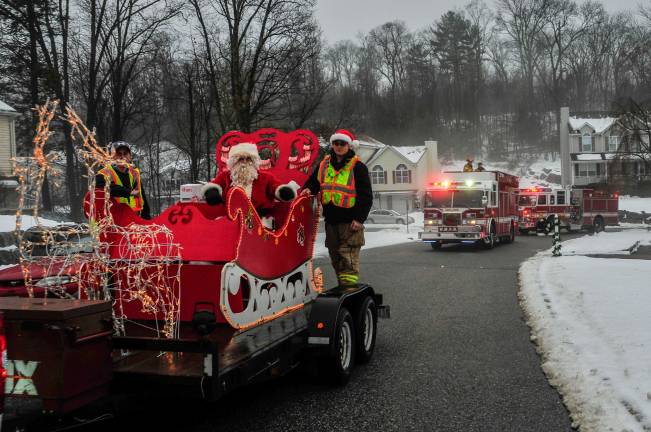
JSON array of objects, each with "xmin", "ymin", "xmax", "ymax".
[{"xmin": 200, "ymin": 143, "xmax": 298, "ymax": 223}]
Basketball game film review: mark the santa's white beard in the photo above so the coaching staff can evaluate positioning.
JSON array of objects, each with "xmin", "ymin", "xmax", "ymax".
[{"xmin": 230, "ymin": 160, "xmax": 258, "ymax": 198}]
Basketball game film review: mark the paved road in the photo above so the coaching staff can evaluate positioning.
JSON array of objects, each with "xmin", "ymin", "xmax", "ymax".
[{"xmin": 95, "ymin": 234, "xmax": 575, "ymax": 432}]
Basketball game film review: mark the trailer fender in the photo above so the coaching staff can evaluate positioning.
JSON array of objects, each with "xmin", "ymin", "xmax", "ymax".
[{"xmin": 306, "ymin": 284, "xmax": 385, "ymax": 355}]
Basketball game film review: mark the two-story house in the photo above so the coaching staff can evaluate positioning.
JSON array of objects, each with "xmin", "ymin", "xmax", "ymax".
[
  {"xmin": 560, "ymin": 107, "xmax": 650, "ymax": 187},
  {"xmin": 0, "ymin": 100, "xmax": 19, "ymax": 210},
  {"xmin": 354, "ymin": 137, "xmax": 439, "ymax": 214}
]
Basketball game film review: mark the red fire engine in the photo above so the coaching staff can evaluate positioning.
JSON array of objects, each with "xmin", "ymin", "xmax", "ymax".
[
  {"xmin": 420, "ymin": 171, "xmax": 519, "ymax": 249},
  {"xmin": 518, "ymin": 186, "xmax": 619, "ymax": 234}
]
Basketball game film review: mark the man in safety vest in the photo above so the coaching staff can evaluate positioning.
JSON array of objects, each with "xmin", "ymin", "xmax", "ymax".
[
  {"xmin": 301, "ymin": 129, "xmax": 373, "ymax": 287},
  {"xmin": 96, "ymin": 141, "xmax": 151, "ymax": 219}
]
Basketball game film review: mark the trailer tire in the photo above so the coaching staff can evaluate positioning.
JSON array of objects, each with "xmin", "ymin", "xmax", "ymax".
[
  {"xmin": 593, "ymin": 216, "xmax": 604, "ymax": 233},
  {"xmin": 320, "ymin": 307, "xmax": 355, "ymax": 385},
  {"xmin": 355, "ymin": 296, "xmax": 377, "ymax": 364}
]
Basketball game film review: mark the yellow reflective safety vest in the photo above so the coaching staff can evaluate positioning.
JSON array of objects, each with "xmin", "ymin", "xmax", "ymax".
[
  {"xmin": 317, "ymin": 155, "xmax": 359, "ymax": 208},
  {"xmin": 99, "ymin": 164, "xmax": 143, "ymax": 211}
]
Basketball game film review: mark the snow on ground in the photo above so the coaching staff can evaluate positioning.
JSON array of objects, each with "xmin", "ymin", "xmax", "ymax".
[
  {"xmin": 560, "ymin": 230, "xmax": 651, "ymax": 255},
  {"xmin": 619, "ymin": 196, "xmax": 651, "ymax": 214},
  {"xmin": 313, "ymin": 211, "xmax": 423, "ymax": 258},
  {"xmin": 520, "ymin": 230, "xmax": 651, "ymax": 431},
  {"xmin": 0, "ymin": 215, "xmax": 66, "ymax": 233}
]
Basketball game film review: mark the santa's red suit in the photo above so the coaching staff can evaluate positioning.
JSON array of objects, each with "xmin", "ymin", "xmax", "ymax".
[
  {"xmin": 206, "ymin": 170, "xmax": 288, "ymax": 214},
  {"xmin": 200, "ymin": 143, "xmax": 298, "ymax": 216}
]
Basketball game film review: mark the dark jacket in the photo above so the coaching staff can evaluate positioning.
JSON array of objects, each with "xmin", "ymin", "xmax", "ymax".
[
  {"xmin": 96, "ymin": 165, "xmax": 151, "ymax": 219},
  {"xmin": 303, "ymin": 149, "xmax": 373, "ymax": 224}
]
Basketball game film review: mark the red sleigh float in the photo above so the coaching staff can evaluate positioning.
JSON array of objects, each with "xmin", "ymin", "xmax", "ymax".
[{"xmin": 86, "ymin": 128, "xmax": 321, "ymax": 329}]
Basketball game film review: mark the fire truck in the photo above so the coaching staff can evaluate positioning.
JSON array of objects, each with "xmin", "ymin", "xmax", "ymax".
[
  {"xmin": 420, "ymin": 171, "xmax": 519, "ymax": 250},
  {"xmin": 517, "ymin": 186, "xmax": 619, "ymax": 234}
]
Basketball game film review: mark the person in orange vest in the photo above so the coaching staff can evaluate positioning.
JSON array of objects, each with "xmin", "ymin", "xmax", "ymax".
[
  {"xmin": 96, "ymin": 141, "xmax": 151, "ymax": 219},
  {"xmin": 301, "ymin": 129, "xmax": 373, "ymax": 287},
  {"xmin": 463, "ymin": 158, "xmax": 474, "ymax": 172}
]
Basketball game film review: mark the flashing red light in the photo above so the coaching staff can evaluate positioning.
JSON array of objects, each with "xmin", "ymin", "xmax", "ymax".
[
  {"xmin": 524, "ymin": 209, "xmax": 530, "ymax": 215},
  {"xmin": 614, "ymin": 193, "xmax": 619, "ymax": 198}
]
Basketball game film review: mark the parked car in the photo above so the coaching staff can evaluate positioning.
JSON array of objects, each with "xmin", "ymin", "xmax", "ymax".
[
  {"xmin": 0, "ymin": 226, "xmax": 94, "ymax": 297},
  {"xmin": 366, "ymin": 209, "xmax": 416, "ymax": 225}
]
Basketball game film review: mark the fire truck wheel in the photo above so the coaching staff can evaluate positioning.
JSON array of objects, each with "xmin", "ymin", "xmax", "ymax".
[
  {"xmin": 320, "ymin": 307, "xmax": 356, "ymax": 385},
  {"xmin": 431, "ymin": 242, "xmax": 442, "ymax": 250},
  {"xmin": 593, "ymin": 216, "xmax": 604, "ymax": 233},
  {"xmin": 355, "ymin": 296, "xmax": 377, "ymax": 364},
  {"xmin": 482, "ymin": 223, "xmax": 495, "ymax": 249}
]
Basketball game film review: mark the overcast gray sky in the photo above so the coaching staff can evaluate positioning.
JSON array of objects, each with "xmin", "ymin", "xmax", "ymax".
[{"xmin": 315, "ymin": 0, "xmax": 643, "ymax": 44}]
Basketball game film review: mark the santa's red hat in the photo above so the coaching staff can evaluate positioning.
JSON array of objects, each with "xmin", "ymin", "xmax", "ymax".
[
  {"xmin": 330, "ymin": 129, "xmax": 360, "ymax": 150},
  {"xmin": 227, "ymin": 143, "xmax": 261, "ymax": 170}
]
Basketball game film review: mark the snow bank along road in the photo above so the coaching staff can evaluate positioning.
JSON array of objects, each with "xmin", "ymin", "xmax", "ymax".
[
  {"xmin": 98, "ymin": 234, "xmax": 574, "ymax": 432},
  {"xmin": 520, "ymin": 230, "xmax": 651, "ymax": 432}
]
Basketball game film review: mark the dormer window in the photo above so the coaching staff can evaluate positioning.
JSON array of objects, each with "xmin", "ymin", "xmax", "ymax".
[
  {"xmin": 393, "ymin": 164, "xmax": 411, "ymax": 184},
  {"xmin": 608, "ymin": 136, "xmax": 619, "ymax": 152},
  {"xmin": 581, "ymin": 134, "xmax": 593, "ymax": 152},
  {"xmin": 371, "ymin": 165, "xmax": 387, "ymax": 184}
]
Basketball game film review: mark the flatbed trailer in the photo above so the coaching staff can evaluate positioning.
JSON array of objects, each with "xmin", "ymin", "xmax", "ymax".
[
  {"xmin": 0, "ymin": 128, "xmax": 390, "ymax": 430},
  {"xmin": 0, "ymin": 285, "xmax": 388, "ymax": 429}
]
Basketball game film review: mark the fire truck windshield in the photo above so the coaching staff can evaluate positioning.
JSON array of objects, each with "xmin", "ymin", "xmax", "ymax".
[
  {"xmin": 518, "ymin": 195, "xmax": 537, "ymax": 206},
  {"xmin": 425, "ymin": 189, "xmax": 484, "ymax": 208}
]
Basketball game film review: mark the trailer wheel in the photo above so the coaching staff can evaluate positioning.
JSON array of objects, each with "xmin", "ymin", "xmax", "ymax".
[
  {"xmin": 593, "ymin": 216, "xmax": 604, "ymax": 233},
  {"xmin": 355, "ymin": 296, "xmax": 377, "ymax": 364},
  {"xmin": 320, "ymin": 307, "xmax": 355, "ymax": 384}
]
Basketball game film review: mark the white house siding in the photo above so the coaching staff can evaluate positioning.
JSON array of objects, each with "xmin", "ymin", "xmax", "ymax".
[
  {"xmin": 0, "ymin": 116, "xmax": 15, "ymax": 176},
  {"xmin": 366, "ymin": 147, "xmax": 430, "ymax": 214}
]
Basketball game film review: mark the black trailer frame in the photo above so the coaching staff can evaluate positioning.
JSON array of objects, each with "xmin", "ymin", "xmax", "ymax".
[{"xmin": 108, "ymin": 284, "xmax": 388, "ymax": 400}]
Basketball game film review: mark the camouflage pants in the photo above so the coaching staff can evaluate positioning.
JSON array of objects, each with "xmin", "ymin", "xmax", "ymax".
[{"xmin": 325, "ymin": 222, "xmax": 365, "ymax": 286}]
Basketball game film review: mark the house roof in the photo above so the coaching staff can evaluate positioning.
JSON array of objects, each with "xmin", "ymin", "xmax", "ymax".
[
  {"xmin": 569, "ymin": 117, "xmax": 617, "ymax": 134},
  {"xmin": 393, "ymin": 146, "xmax": 426, "ymax": 163},
  {"xmin": 0, "ymin": 100, "xmax": 18, "ymax": 115}
]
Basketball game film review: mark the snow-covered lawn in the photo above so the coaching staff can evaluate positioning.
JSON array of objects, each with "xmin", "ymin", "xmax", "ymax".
[
  {"xmin": 313, "ymin": 211, "xmax": 423, "ymax": 258},
  {"xmin": 619, "ymin": 196, "xmax": 651, "ymax": 214},
  {"xmin": 560, "ymin": 230, "xmax": 651, "ymax": 255},
  {"xmin": 0, "ymin": 215, "xmax": 67, "ymax": 232},
  {"xmin": 520, "ymin": 229, "xmax": 651, "ymax": 431}
]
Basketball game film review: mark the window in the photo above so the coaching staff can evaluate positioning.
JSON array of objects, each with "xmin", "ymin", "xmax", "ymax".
[
  {"xmin": 393, "ymin": 164, "xmax": 411, "ymax": 184},
  {"xmin": 581, "ymin": 134, "xmax": 593, "ymax": 152},
  {"xmin": 538, "ymin": 195, "xmax": 547, "ymax": 205},
  {"xmin": 557, "ymin": 191, "xmax": 565, "ymax": 205},
  {"xmin": 371, "ymin": 165, "xmax": 386, "ymax": 184},
  {"xmin": 608, "ymin": 136, "xmax": 619, "ymax": 152},
  {"xmin": 578, "ymin": 163, "xmax": 598, "ymax": 177}
]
